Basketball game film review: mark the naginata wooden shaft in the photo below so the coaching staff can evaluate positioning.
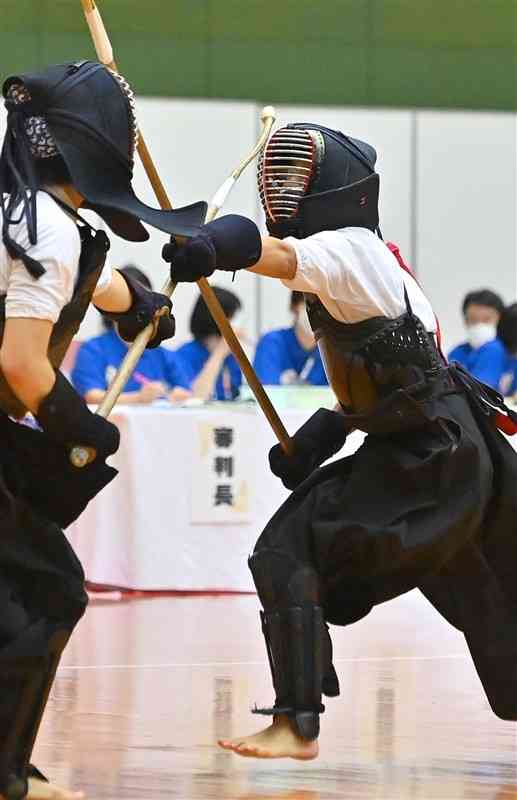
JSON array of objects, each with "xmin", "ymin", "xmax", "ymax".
[
  {"xmin": 196, "ymin": 276, "xmax": 293, "ymax": 451},
  {"xmin": 92, "ymin": 108, "xmax": 282, "ymax": 435},
  {"xmin": 81, "ymin": 0, "xmax": 172, "ymax": 213},
  {"xmin": 93, "ymin": 127, "xmax": 288, "ymax": 453},
  {"xmin": 74, "ymin": 0, "xmax": 292, "ymax": 464}
]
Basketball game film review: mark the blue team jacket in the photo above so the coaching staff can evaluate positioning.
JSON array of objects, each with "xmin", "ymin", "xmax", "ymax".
[
  {"xmin": 253, "ymin": 327, "xmax": 328, "ymax": 386},
  {"xmin": 448, "ymin": 338, "xmax": 507, "ymax": 390},
  {"xmin": 71, "ymin": 328, "xmax": 190, "ymax": 396},
  {"xmin": 173, "ymin": 339, "xmax": 242, "ymax": 401}
]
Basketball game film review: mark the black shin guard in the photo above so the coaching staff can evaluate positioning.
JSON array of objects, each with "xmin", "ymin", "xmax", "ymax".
[
  {"xmin": 249, "ymin": 549, "xmax": 340, "ymax": 740},
  {"xmin": 0, "ymin": 628, "xmax": 69, "ymax": 800},
  {"xmin": 253, "ymin": 605, "xmax": 325, "ymax": 740}
]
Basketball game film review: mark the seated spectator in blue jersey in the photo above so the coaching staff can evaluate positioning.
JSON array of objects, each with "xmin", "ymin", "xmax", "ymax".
[
  {"xmin": 497, "ymin": 303, "xmax": 517, "ymax": 397},
  {"xmin": 72, "ymin": 265, "xmax": 192, "ymax": 405},
  {"xmin": 174, "ymin": 286, "xmax": 243, "ymax": 401},
  {"xmin": 253, "ymin": 291, "xmax": 328, "ymax": 386},
  {"xmin": 448, "ymin": 289, "xmax": 506, "ymax": 389}
]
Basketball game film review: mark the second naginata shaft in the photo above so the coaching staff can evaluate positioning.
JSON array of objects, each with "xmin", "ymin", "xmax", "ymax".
[
  {"xmin": 76, "ymin": 0, "xmax": 292, "ymax": 463},
  {"xmin": 70, "ymin": 108, "xmax": 292, "ymax": 466}
]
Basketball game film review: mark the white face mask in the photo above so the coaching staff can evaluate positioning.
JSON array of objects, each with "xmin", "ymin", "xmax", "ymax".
[
  {"xmin": 295, "ymin": 306, "xmax": 314, "ymax": 339},
  {"xmin": 230, "ymin": 311, "xmax": 244, "ymax": 330},
  {"xmin": 466, "ymin": 322, "xmax": 497, "ymax": 350}
]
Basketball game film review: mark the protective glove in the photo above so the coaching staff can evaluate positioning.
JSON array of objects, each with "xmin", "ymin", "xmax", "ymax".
[
  {"xmin": 269, "ymin": 408, "xmax": 348, "ymax": 490},
  {"xmin": 97, "ymin": 269, "xmax": 175, "ymax": 348},
  {"xmin": 10, "ymin": 420, "xmax": 118, "ymax": 529},
  {"xmin": 36, "ymin": 372, "xmax": 120, "ymax": 460},
  {"xmin": 12, "ymin": 372, "xmax": 121, "ymax": 527},
  {"xmin": 161, "ymin": 214, "xmax": 262, "ymax": 283}
]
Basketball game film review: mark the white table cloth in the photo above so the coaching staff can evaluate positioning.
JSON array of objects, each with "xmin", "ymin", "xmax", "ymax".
[{"xmin": 66, "ymin": 404, "xmax": 365, "ymax": 592}]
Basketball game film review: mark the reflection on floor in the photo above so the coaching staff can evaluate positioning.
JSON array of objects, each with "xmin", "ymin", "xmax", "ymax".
[{"xmin": 35, "ymin": 590, "xmax": 517, "ymax": 799}]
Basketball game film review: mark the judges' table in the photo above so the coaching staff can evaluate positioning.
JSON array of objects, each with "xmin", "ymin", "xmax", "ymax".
[{"xmin": 66, "ymin": 403, "xmax": 365, "ymax": 592}]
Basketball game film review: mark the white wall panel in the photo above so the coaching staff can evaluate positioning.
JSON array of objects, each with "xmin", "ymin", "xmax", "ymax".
[
  {"xmin": 416, "ymin": 111, "xmax": 517, "ymax": 353},
  {"xmin": 257, "ymin": 105, "xmax": 414, "ymax": 334},
  {"xmin": 3, "ymin": 100, "xmax": 517, "ymax": 362}
]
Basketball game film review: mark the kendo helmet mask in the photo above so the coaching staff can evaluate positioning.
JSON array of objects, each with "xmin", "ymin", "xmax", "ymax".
[
  {"xmin": 257, "ymin": 122, "xmax": 380, "ymax": 239},
  {"xmin": 0, "ymin": 60, "xmax": 206, "ymax": 275}
]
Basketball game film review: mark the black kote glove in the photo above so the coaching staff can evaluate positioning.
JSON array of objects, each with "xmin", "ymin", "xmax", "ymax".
[
  {"xmin": 161, "ymin": 214, "xmax": 262, "ymax": 282},
  {"xmin": 12, "ymin": 422, "xmax": 118, "ymax": 529},
  {"xmin": 15, "ymin": 373, "xmax": 121, "ymax": 528},
  {"xmin": 97, "ymin": 270, "xmax": 175, "ymax": 348},
  {"xmin": 269, "ymin": 409, "xmax": 348, "ymax": 491},
  {"xmin": 36, "ymin": 372, "xmax": 120, "ymax": 460}
]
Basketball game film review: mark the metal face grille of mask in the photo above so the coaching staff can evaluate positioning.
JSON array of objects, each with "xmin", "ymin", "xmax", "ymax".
[{"xmin": 257, "ymin": 128, "xmax": 319, "ymax": 225}]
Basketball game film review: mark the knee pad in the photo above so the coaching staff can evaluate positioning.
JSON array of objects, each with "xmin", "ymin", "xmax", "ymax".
[
  {"xmin": 248, "ymin": 549, "xmax": 320, "ymax": 609},
  {"xmin": 0, "ymin": 601, "xmax": 30, "ymax": 649}
]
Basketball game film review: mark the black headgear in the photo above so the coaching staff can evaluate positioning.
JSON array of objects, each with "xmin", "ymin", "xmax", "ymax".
[
  {"xmin": 0, "ymin": 61, "xmax": 207, "ymax": 276},
  {"xmin": 257, "ymin": 122, "xmax": 379, "ymax": 239}
]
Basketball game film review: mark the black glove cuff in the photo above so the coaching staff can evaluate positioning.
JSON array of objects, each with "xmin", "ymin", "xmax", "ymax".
[
  {"xmin": 204, "ymin": 215, "xmax": 262, "ymax": 271},
  {"xmin": 37, "ymin": 372, "xmax": 89, "ymax": 445},
  {"xmin": 36, "ymin": 372, "xmax": 119, "ymax": 456},
  {"xmin": 96, "ymin": 271, "xmax": 175, "ymax": 347},
  {"xmin": 95, "ymin": 271, "xmax": 170, "ymax": 324},
  {"xmin": 269, "ymin": 409, "xmax": 348, "ymax": 490},
  {"xmin": 296, "ymin": 408, "xmax": 348, "ymax": 460}
]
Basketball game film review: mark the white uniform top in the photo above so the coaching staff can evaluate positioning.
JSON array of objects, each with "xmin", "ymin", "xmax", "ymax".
[
  {"xmin": 0, "ymin": 192, "xmax": 112, "ymax": 323},
  {"xmin": 282, "ymin": 227, "xmax": 436, "ymax": 333}
]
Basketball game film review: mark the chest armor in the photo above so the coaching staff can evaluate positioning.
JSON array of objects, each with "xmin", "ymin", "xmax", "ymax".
[
  {"xmin": 305, "ymin": 293, "xmax": 443, "ymax": 416},
  {"xmin": 0, "ymin": 223, "xmax": 109, "ymax": 418}
]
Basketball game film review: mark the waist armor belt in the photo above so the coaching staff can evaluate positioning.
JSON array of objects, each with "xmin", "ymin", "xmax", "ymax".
[
  {"xmin": 0, "ymin": 195, "xmax": 109, "ymax": 418},
  {"xmin": 306, "ymin": 291, "xmax": 450, "ymax": 432}
]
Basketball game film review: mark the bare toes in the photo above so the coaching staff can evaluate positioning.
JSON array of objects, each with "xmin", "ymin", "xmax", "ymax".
[
  {"xmin": 232, "ymin": 744, "xmax": 256, "ymax": 758},
  {"xmin": 236, "ymin": 743, "xmax": 264, "ymax": 757},
  {"xmin": 218, "ymin": 739, "xmax": 248, "ymax": 754}
]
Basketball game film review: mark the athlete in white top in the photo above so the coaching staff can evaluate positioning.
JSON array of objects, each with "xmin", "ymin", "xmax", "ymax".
[
  {"xmin": 0, "ymin": 191, "xmax": 113, "ymax": 324},
  {"xmin": 0, "ymin": 60, "xmax": 202, "ymax": 800},
  {"xmin": 0, "ymin": 186, "xmax": 135, "ymax": 420},
  {"xmin": 282, "ymin": 227, "xmax": 436, "ymax": 332},
  {"xmin": 162, "ymin": 123, "xmax": 517, "ymax": 764}
]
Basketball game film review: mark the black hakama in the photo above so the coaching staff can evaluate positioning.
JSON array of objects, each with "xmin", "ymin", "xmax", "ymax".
[
  {"xmin": 0, "ymin": 413, "xmax": 88, "ymax": 793},
  {"xmin": 253, "ymin": 378, "xmax": 517, "ymax": 719}
]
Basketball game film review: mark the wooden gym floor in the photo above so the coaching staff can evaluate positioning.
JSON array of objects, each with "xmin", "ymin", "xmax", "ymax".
[{"xmin": 35, "ymin": 590, "xmax": 517, "ymax": 800}]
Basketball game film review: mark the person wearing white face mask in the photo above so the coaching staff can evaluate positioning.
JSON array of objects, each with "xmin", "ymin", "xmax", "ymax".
[
  {"xmin": 253, "ymin": 291, "xmax": 328, "ymax": 385},
  {"xmin": 448, "ymin": 289, "xmax": 506, "ymax": 389}
]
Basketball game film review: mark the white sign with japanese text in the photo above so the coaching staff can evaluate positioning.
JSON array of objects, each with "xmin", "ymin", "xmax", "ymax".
[{"xmin": 190, "ymin": 420, "xmax": 253, "ymax": 524}]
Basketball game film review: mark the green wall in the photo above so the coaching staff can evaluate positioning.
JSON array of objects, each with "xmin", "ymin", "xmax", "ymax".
[{"xmin": 1, "ymin": 0, "xmax": 516, "ymax": 109}]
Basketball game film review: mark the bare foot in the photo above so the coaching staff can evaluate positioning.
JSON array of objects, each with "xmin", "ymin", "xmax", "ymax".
[
  {"xmin": 218, "ymin": 714, "xmax": 318, "ymax": 760},
  {"xmin": 26, "ymin": 776, "xmax": 85, "ymax": 799}
]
